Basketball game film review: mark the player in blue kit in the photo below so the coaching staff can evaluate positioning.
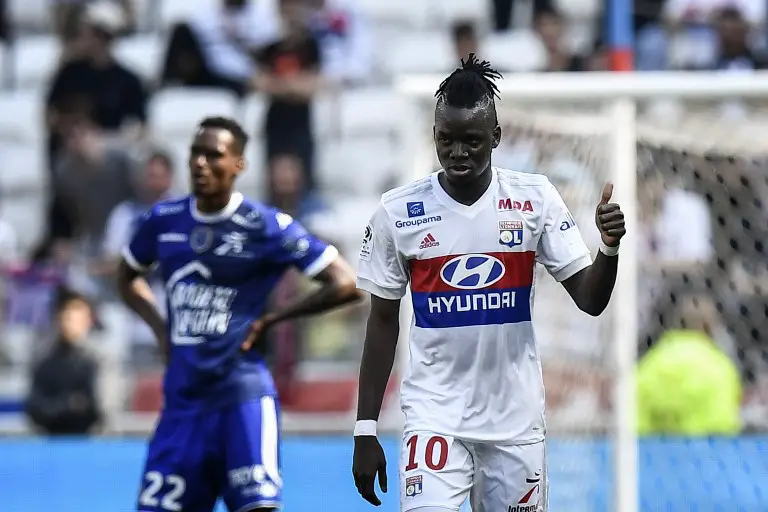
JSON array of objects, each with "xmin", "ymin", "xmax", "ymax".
[{"xmin": 117, "ymin": 116, "xmax": 362, "ymax": 512}]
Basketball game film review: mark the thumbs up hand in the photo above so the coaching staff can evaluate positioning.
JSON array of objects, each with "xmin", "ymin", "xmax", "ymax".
[{"xmin": 594, "ymin": 182, "xmax": 626, "ymax": 247}]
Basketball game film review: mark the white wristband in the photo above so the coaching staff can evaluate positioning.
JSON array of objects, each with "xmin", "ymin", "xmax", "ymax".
[
  {"xmin": 354, "ymin": 420, "xmax": 377, "ymax": 437},
  {"xmin": 599, "ymin": 241, "xmax": 620, "ymax": 257}
]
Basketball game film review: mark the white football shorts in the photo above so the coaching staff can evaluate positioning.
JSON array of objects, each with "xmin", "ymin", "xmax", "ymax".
[{"xmin": 399, "ymin": 431, "xmax": 547, "ymax": 512}]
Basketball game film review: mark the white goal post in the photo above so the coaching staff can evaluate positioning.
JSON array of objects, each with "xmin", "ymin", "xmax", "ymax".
[{"xmin": 395, "ymin": 71, "xmax": 768, "ymax": 512}]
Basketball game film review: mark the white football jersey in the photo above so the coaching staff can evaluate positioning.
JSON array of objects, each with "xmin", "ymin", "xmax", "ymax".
[{"xmin": 357, "ymin": 167, "xmax": 593, "ymax": 443}]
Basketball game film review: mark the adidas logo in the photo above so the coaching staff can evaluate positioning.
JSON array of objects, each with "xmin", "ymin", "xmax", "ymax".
[{"xmin": 419, "ymin": 233, "xmax": 439, "ymax": 249}]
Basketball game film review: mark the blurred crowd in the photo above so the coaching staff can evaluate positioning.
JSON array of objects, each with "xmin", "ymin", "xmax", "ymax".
[{"xmin": 0, "ymin": 0, "xmax": 767, "ymax": 436}]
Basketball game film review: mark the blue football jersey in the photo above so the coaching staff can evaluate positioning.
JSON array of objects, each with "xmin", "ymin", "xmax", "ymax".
[{"xmin": 122, "ymin": 192, "xmax": 337, "ymax": 412}]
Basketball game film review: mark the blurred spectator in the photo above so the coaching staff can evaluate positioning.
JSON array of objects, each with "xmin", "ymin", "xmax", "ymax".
[
  {"xmin": 100, "ymin": 150, "xmax": 172, "ymax": 366},
  {"xmin": 45, "ymin": 1, "xmax": 148, "ymax": 174},
  {"xmin": 308, "ymin": 0, "xmax": 372, "ymax": 85},
  {"xmin": 637, "ymin": 294, "xmax": 742, "ymax": 436},
  {"xmin": 267, "ymin": 153, "xmax": 326, "ymax": 223},
  {"xmin": 636, "ymin": 171, "xmax": 713, "ymax": 350},
  {"xmin": 640, "ymin": 0, "xmax": 766, "ymax": 70},
  {"xmin": 0, "ymin": 0, "xmax": 9, "ymax": 43},
  {"xmin": 491, "ymin": 0, "xmax": 553, "ymax": 32},
  {"xmin": 255, "ymin": 0, "xmax": 324, "ymax": 190},
  {"xmin": 51, "ymin": 0, "xmax": 136, "ymax": 40},
  {"xmin": 41, "ymin": 111, "xmax": 138, "ymax": 299},
  {"xmin": 711, "ymin": 7, "xmax": 767, "ymax": 70},
  {"xmin": 25, "ymin": 287, "xmax": 102, "ymax": 435},
  {"xmin": 451, "ymin": 21, "xmax": 478, "ymax": 63},
  {"xmin": 635, "ymin": 0, "xmax": 667, "ymax": 70},
  {"xmin": 535, "ymin": 9, "xmax": 590, "ymax": 71},
  {"xmin": 163, "ymin": 0, "xmax": 279, "ymax": 96}
]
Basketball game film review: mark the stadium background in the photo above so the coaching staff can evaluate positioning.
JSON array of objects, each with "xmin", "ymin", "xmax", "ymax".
[{"xmin": 1, "ymin": 0, "xmax": 768, "ymax": 510}]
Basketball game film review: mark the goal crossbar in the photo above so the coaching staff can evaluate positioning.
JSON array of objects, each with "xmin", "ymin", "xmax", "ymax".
[{"xmin": 395, "ymin": 71, "xmax": 768, "ymax": 512}]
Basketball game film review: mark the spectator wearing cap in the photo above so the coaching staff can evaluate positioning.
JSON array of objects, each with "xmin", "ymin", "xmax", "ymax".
[{"xmin": 45, "ymin": 1, "xmax": 148, "ymax": 175}]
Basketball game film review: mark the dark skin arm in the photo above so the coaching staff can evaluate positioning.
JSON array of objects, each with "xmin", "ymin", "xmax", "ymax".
[
  {"xmin": 561, "ymin": 182, "xmax": 626, "ymax": 316},
  {"xmin": 116, "ymin": 260, "xmax": 169, "ymax": 362},
  {"xmin": 353, "ymin": 295, "xmax": 401, "ymax": 506},
  {"xmin": 241, "ymin": 256, "xmax": 363, "ymax": 350}
]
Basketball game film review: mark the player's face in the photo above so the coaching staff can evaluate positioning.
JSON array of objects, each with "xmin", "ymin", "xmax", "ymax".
[
  {"xmin": 434, "ymin": 105, "xmax": 501, "ymax": 184},
  {"xmin": 189, "ymin": 128, "xmax": 244, "ymax": 198}
]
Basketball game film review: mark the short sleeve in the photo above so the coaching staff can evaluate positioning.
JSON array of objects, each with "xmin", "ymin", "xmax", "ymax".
[
  {"xmin": 121, "ymin": 210, "xmax": 158, "ymax": 272},
  {"xmin": 536, "ymin": 182, "xmax": 592, "ymax": 282},
  {"xmin": 103, "ymin": 203, "xmax": 136, "ymax": 258},
  {"xmin": 356, "ymin": 203, "xmax": 408, "ymax": 300},
  {"xmin": 269, "ymin": 211, "xmax": 338, "ymax": 277}
]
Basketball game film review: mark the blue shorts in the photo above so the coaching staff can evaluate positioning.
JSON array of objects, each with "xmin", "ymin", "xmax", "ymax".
[{"xmin": 137, "ymin": 397, "xmax": 281, "ymax": 512}]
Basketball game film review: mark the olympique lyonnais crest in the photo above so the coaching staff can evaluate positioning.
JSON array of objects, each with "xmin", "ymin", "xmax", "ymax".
[
  {"xmin": 498, "ymin": 221, "xmax": 523, "ymax": 248},
  {"xmin": 405, "ymin": 475, "xmax": 423, "ymax": 497}
]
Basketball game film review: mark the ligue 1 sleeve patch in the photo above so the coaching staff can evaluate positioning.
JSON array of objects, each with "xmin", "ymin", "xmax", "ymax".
[{"xmin": 359, "ymin": 224, "xmax": 374, "ymax": 261}]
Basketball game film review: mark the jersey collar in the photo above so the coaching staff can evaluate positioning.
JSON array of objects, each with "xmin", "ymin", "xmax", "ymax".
[
  {"xmin": 190, "ymin": 192, "xmax": 244, "ymax": 223},
  {"xmin": 430, "ymin": 167, "xmax": 499, "ymax": 218}
]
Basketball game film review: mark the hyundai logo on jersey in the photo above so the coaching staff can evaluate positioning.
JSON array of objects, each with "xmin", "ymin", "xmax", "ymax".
[
  {"xmin": 407, "ymin": 202, "xmax": 425, "ymax": 218},
  {"xmin": 409, "ymin": 252, "xmax": 535, "ymax": 328},
  {"xmin": 440, "ymin": 254, "xmax": 504, "ymax": 289},
  {"xmin": 499, "ymin": 221, "xmax": 524, "ymax": 247}
]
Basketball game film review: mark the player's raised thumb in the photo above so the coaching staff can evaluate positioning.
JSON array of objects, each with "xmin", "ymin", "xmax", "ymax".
[{"xmin": 599, "ymin": 182, "xmax": 613, "ymax": 206}]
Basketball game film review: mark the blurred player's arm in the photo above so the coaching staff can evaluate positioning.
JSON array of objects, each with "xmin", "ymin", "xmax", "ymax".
[
  {"xmin": 116, "ymin": 260, "xmax": 168, "ymax": 360},
  {"xmin": 256, "ymin": 256, "xmax": 361, "ymax": 328},
  {"xmin": 116, "ymin": 210, "xmax": 168, "ymax": 361},
  {"xmin": 540, "ymin": 182, "xmax": 625, "ymax": 317},
  {"xmin": 241, "ymin": 217, "xmax": 362, "ymax": 350}
]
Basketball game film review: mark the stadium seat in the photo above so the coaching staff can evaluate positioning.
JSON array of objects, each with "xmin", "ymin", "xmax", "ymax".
[
  {"xmin": 0, "ymin": 144, "xmax": 46, "ymax": 191},
  {"xmin": 241, "ymin": 93, "xmax": 268, "ymax": 140},
  {"xmin": 313, "ymin": 92, "xmax": 342, "ymax": 140},
  {"xmin": 379, "ymin": 31, "xmax": 455, "ymax": 76},
  {"xmin": 314, "ymin": 196, "xmax": 380, "ymax": 260},
  {"xmin": 338, "ymin": 88, "xmax": 406, "ymax": 137},
  {"xmin": 149, "ymin": 88, "xmax": 240, "ymax": 138},
  {"xmin": 318, "ymin": 137, "xmax": 396, "ymax": 196},
  {"xmin": 0, "ymin": 90, "xmax": 44, "ymax": 143},
  {"xmin": 115, "ymin": 34, "xmax": 164, "ymax": 83},
  {"xmin": 159, "ymin": 0, "xmax": 218, "ymax": 27},
  {"xmin": 7, "ymin": 0, "xmax": 49, "ymax": 31},
  {"xmin": 12, "ymin": 35, "xmax": 59, "ymax": 89},
  {"xmin": 428, "ymin": 0, "xmax": 489, "ymax": 26},
  {"xmin": 355, "ymin": 0, "xmax": 431, "ymax": 29},
  {"xmin": 554, "ymin": 0, "xmax": 602, "ymax": 22},
  {"xmin": 0, "ymin": 194, "xmax": 46, "ymax": 252},
  {"xmin": 485, "ymin": 30, "xmax": 548, "ymax": 72}
]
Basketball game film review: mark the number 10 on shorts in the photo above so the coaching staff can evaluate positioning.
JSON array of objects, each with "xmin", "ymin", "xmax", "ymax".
[{"xmin": 402, "ymin": 433, "xmax": 452, "ymax": 500}]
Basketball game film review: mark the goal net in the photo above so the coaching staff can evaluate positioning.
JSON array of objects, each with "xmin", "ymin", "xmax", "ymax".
[{"xmin": 396, "ymin": 73, "xmax": 768, "ymax": 512}]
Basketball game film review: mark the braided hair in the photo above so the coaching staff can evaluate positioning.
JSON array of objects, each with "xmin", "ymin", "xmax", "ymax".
[{"xmin": 435, "ymin": 54, "xmax": 502, "ymax": 112}]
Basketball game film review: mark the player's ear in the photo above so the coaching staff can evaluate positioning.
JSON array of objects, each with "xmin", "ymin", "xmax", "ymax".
[
  {"xmin": 492, "ymin": 124, "xmax": 501, "ymax": 149},
  {"xmin": 236, "ymin": 156, "xmax": 245, "ymax": 173}
]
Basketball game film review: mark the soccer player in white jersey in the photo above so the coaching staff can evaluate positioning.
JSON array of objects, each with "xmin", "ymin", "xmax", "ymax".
[{"xmin": 351, "ymin": 55, "xmax": 626, "ymax": 511}]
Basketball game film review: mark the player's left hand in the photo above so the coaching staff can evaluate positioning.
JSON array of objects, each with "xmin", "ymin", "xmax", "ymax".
[{"xmin": 595, "ymin": 182, "xmax": 626, "ymax": 247}]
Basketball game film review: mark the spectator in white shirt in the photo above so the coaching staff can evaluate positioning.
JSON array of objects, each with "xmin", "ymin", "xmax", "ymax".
[
  {"xmin": 161, "ymin": 0, "xmax": 279, "ymax": 95},
  {"xmin": 638, "ymin": 0, "xmax": 765, "ymax": 70},
  {"xmin": 309, "ymin": 0, "xmax": 372, "ymax": 85}
]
